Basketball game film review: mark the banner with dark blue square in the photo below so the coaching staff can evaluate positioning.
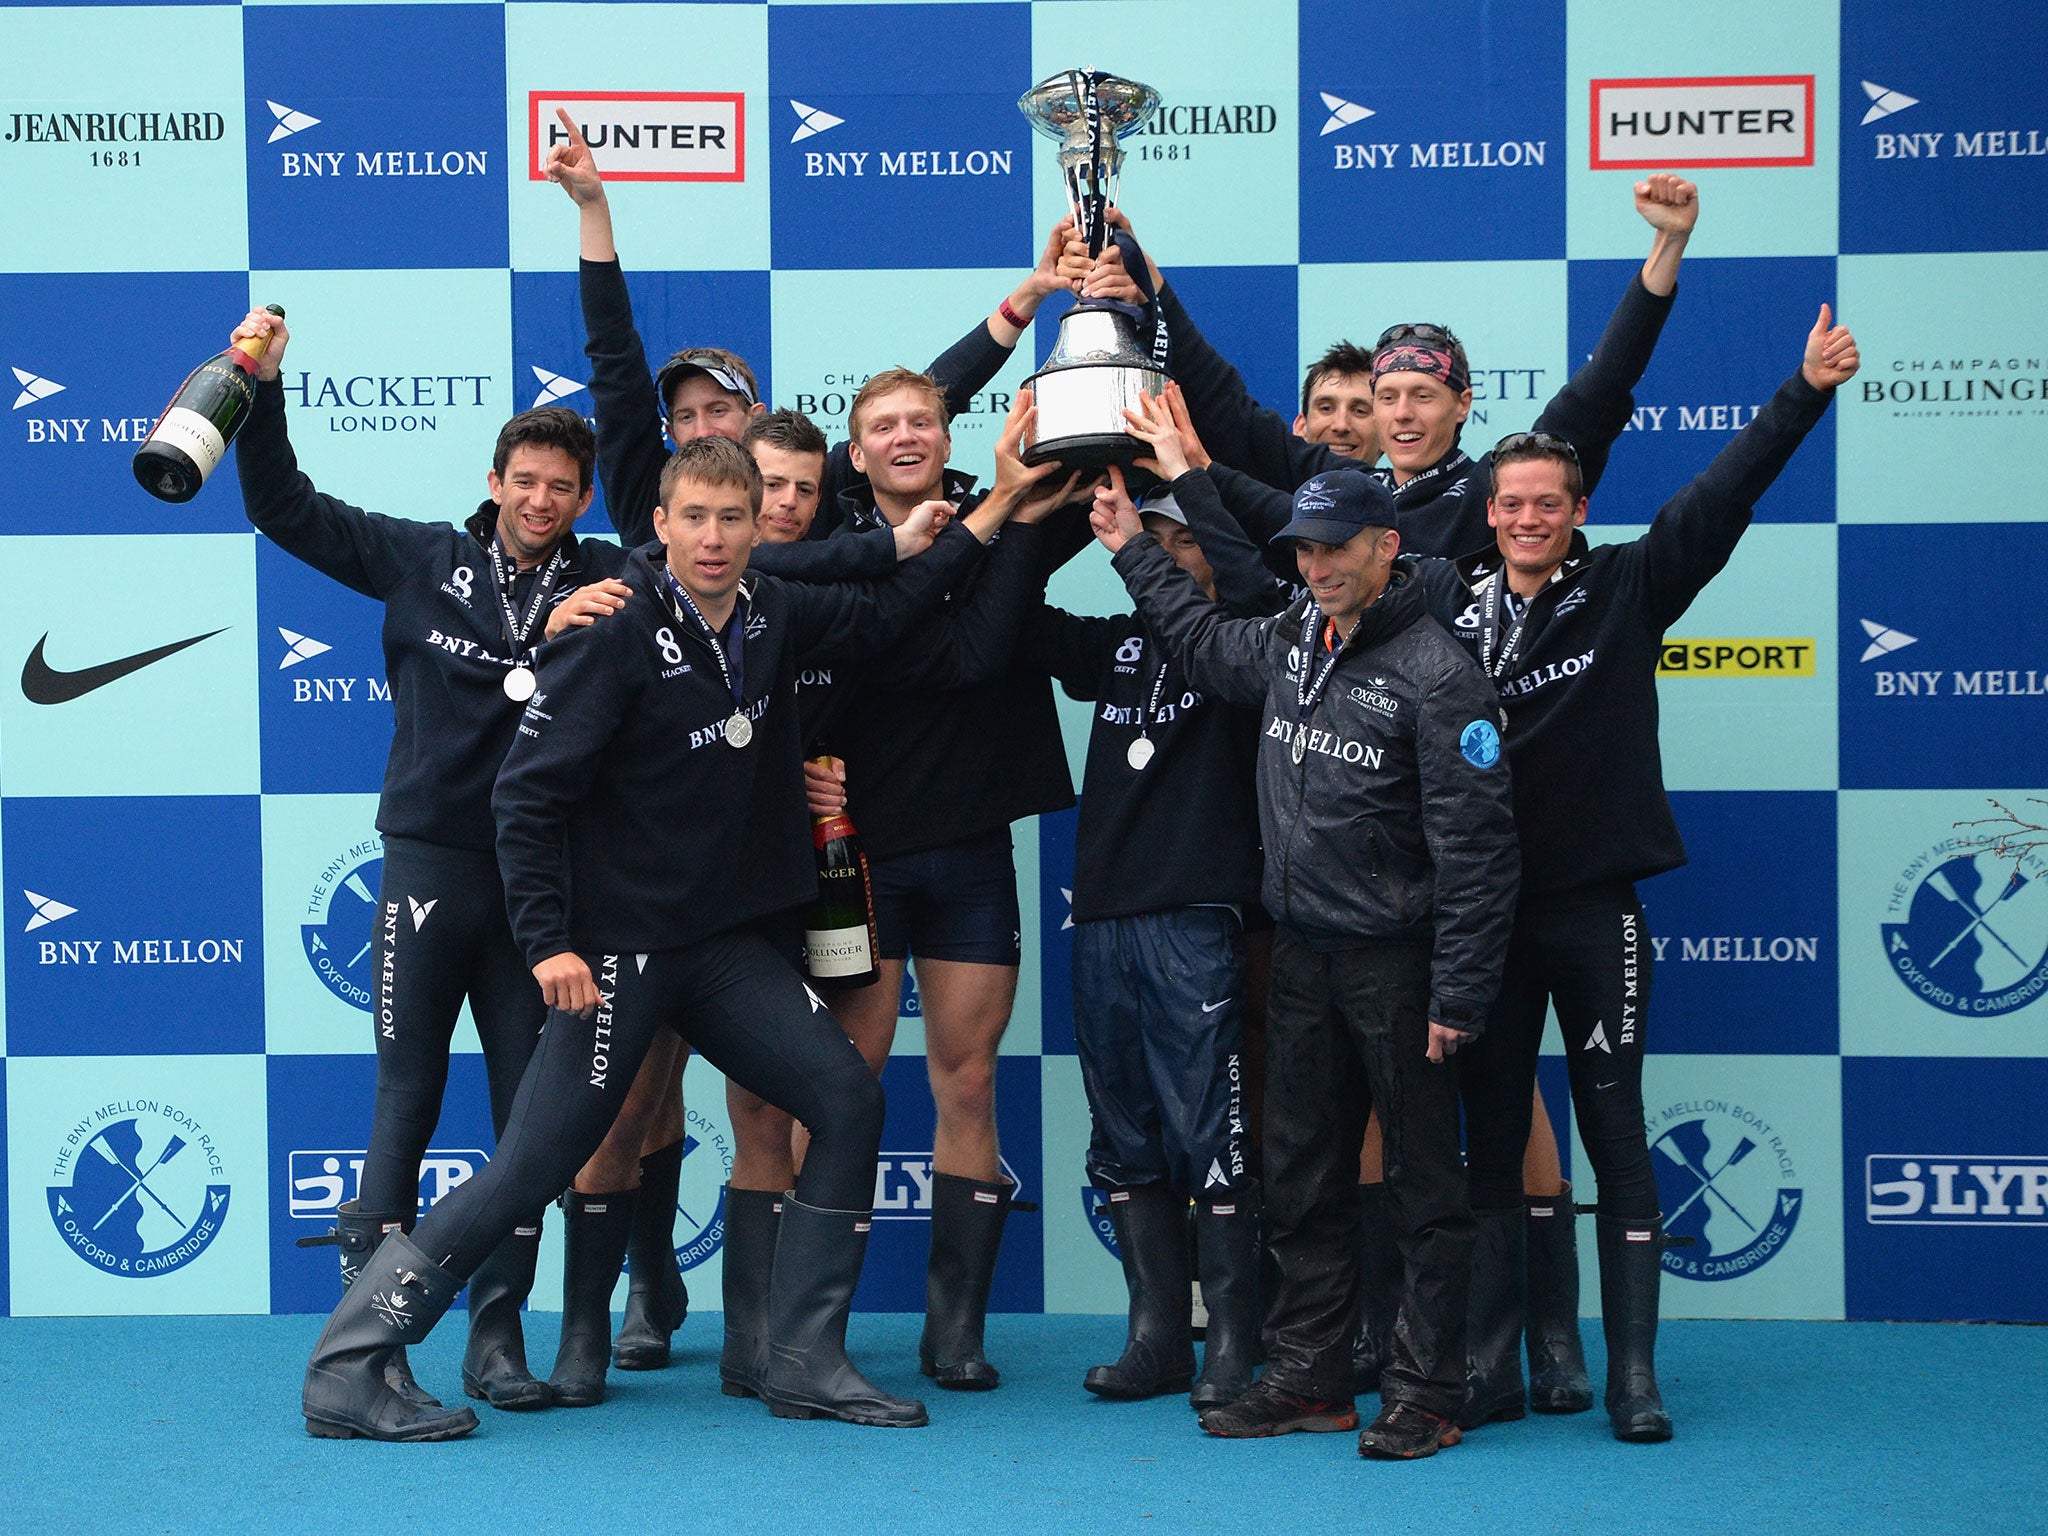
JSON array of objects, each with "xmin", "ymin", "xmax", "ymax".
[
  {"xmin": 254, "ymin": 537, "xmax": 391, "ymax": 797},
  {"xmin": 1839, "ymin": 522, "xmax": 2048, "ymax": 790},
  {"xmin": 3, "ymin": 797, "xmax": 263, "ymax": 1056},
  {"xmin": 769, "ymin": 2, "xmax": 1033, "ymax": 271},
  {"xmin": 244, "ymin": 5, "xmax": 509, "ymax": 271},
  {"xmin": 1298, "ymin": 0, "xmax": 1566, "ymax": 263}
]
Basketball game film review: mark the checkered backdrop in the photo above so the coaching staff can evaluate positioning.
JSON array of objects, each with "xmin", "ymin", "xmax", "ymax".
[{"xmin": 3, "ymin": 0, "xmax": 2045, "ymax": 1323}]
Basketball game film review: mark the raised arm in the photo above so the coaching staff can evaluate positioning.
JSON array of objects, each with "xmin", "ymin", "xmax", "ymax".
[
  {"xmin": 230, "ymin": 310, "xmax": 430, "ymax": 599},
  {"xmin": 1632, "ymin": 305, "xmax": 1854, "ymax": 631},
  {"xmin": 1530, "ymin": 176, "xmax": 1694, "ymax": 496},
  {"xmin": 1122, "ymin": 392, "xmax": 1292, "ymax": 618},
  {"xmin": 548, "ymin": 110, "xmax": 671, "ymax": 549}
]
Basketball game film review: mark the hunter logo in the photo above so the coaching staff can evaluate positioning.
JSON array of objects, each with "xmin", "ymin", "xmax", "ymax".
[
  {"xmin": 1591, "ymin": 76, "xmax": 1815, "ymax": 169},
  {"xmin": 528, "ymin": 92, "xmax": 744, "ymax": 183},
  {"xmin": 46, "ymin": 1098, "xmax": 232, "ymax": 1277}
]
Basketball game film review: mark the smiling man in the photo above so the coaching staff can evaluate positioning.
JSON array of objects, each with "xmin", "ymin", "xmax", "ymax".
[
  {"xmin": 1092, "ymin": 467, "xmax": 1519, "ymax": 1462},
  {"xmin": 232, "ymin": 306, "xmax": 637, "ymax": 1422},
  {"xmin": 1408, "ymin": 305, "xmax": 1860, "ymax": 1443}
]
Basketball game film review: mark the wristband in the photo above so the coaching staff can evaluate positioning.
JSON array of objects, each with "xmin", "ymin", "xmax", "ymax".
[{"xmin": 998, "ymin": 297, "xmax": 1031, "ymax": 332}]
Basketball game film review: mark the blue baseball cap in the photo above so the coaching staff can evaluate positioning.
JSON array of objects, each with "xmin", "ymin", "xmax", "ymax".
[{"xmin": 1269, "ymin": 470, "xmax": 1398, "ymax": 548}]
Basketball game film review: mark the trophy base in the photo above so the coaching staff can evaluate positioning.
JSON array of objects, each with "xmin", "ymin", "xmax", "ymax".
[{"xmin": 1021, "ymin": 431, "xmax": 1152, "ymax": 471}]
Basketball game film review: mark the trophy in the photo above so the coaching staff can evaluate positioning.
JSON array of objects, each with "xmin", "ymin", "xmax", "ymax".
[{"xmin": 1018, "ymin": 69, "xmax": 1166, "ymax": 468}]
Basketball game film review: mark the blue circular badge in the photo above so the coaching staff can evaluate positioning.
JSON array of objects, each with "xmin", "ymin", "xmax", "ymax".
[{"xmin": 1460, "ymin": 718, "xmax": 1502, "ymax": 768}]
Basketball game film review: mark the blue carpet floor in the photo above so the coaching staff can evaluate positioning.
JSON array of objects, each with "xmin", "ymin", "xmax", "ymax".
[{"xmin": 1, "ymin": 1313, "xmax": 2041, "ymax": 1535}]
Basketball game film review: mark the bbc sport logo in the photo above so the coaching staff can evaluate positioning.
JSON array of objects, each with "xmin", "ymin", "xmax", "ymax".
[
  {"xmin": 1881, "ymin": 841, "xmax": 2048, "ymax": 1019},
  {"xmin": 1648, "ymin": 1096, "xmax": 1803, "ymax": 1283},
  {"xmin": 46, "ymin": 1097, "xmax": 232, "ymax": 1278}
]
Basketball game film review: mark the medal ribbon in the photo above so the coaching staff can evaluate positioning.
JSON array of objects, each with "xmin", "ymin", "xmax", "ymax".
[
  {"xmin": 660, "ymin": 568, "xmax": 747, "ymax": 711},
  {"xmin": 1294, "ymin": 602, "xmax": 1346, "ymax": 728},
  {"xmin": 1473, "ymin": 568, "xmax": 1534, "ymax": 681},
  {"xmin": 487, "ymin": 535, "xmax": 567, "ymax": 667}
]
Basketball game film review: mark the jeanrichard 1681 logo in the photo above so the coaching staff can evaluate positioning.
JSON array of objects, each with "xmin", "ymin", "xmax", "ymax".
[{"xmin": 46, "ymin": 1096, "xmax": 231, "ymax": 1277}]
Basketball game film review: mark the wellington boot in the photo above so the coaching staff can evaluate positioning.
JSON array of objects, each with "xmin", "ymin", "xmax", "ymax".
[
  {"xmin": 1597, "ymin": 1213, "xmax": 1674, "ymax": 1443},
  {"xmin": 1351, "ymin": 1183, "xmax": 1400, "ymax": 1395},
  {"xmin": 1457, "ymin": 1207, "xmax": 1528, "ymax": 1429},
  {"xmin": 762, "ymin": 1196, "xmax": 928, "ymax": 1427},
  {"xmin": 718, "ymin": 1187, "xmax": 783, "ymax": 1399},
  {"xmin": 460, "ymin": 1221, "xmax": 552, "ymax": 1410},
  {"xmin": 301, "ymin": 1229, "xmax": 478, "ymax": 1442},
  {"xmin": 1083, "ymin": 1186, "xmax": 1195, "ymax": 1400},
  {"xmin": 919, "ymin": 1173, "xmax": 1012, "ymax": 1390},
  {"xmin": 548, "ymin": 1188, "xmax": 635, "ymax": 1408},
  {"xmin": 613, "ymin": 1140, "xmax": 690, "ymax": 1371},
  {"xmin": 1524, "ymin": 1185, "xmax": 1592, "ymax": 1413},
  {"xmin": 1190, "ymin": 1183, "xmax": 1261, "ymax": 1412},
  {"xmin": 297, "ymin": 1199, "xmax": 443, "ymax": 1412}
]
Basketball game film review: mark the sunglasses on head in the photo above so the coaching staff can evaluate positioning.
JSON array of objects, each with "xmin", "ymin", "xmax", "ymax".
[
  {"xmin": 1490, "ymin": 430, "xmax": 1580, "ymax": 464},
  {"xmin": 1374, "ymin": 321, "xmax": 1460, "ymax": 353},
  {"xmin": 665, "ymin": 350, "xmax": 757, "ymax": 409}
]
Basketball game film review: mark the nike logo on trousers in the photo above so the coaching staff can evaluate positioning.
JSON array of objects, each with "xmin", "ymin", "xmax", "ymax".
[{"xmin": 20, "ymin": 629, "xmax": 227, "ymax": 705}]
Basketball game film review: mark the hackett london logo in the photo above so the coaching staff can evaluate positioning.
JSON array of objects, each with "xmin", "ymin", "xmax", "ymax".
[
  {"xmin": 278, "ymin": 367, "xmax": 494, "ymax": 437},
  {"xmin": 528, "ymin": 92, "xmax": 744, "ymax": 183},
  {"xmin": 1591, "ymin": 76, "xmax": 1815, "ymax": 169},
  {"xmin": 46, "ymin": 1097, "xmax": 232, "ymax": 1277}
]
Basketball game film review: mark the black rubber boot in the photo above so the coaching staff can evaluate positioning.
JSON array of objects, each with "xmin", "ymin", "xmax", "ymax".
[
  {"xmin": 1525, "ymin": 1185, "xmax": 1593, "ymax": 1413},
  {"xmin": 763, "ymin": 1196, "xmax": 928, "ymax": 1427},
  {"xmin": 297, "ymin": 1199, "xmax": 443, "ymax": 1411},
  {"xmin": 548, "ymin": 1188, "xmax": 635, "ymax": 1408},
  {"xmin": 459, "ymin": 1219, "xmax": 552, "ymax": 1410},
  {"xmin": 302, "ymin": 1229, "xmax": 479, "ymax": 1442},
  {"xmin": 1457, "ymin": 1207, "xmax": 1528, "ymax": 1430},
  {"xmin": 613, "ymin": 1140, "xmax": 690, "ymax": 1371},
  {"xmin": 1596, "ymin": 1213, "xmax": 1673, "ymax": 1443},
  {"xmin": 718, "ymin": 1187, "xmax": 782, "ymax": 1399},
  {"xmin": 1190, "ymin": 1184, "xmax": 1261, "ymax": 1412},
  {"xmin": 919, "ymin": 1173, "xmax": 1012, "ymax": 1390},
  {"xmin": 1083, "ymin": 1186, "xmax": 1195, "ymax": 1400},
  {"xmin": 1351, "ymin": 1183, "xmax": 1400, "ymax": 1395}
]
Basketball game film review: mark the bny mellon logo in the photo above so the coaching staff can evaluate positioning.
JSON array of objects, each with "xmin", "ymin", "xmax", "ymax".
[
  {"xmin": 278, "ymin": 628, "xmax": 332, "ymax": 670},
  {"xmin": 789, "ymin": 100, "xmax": 845, "ymax": 144},
  {"xmin": 1859, "ymin": 81, "xmax": 1919, "ymax": 127},
  {"xmin": 1859, "ymin": 619, "xmax": 1918, "ymax": 663},
  {"xmin": 23, "ymin": 891, "xmax": 79, "ymax": 933},
  {"xmin": 266, "ymin": 100, "xmax": 322, "ymax": 143},
  {"xmin": 408, "ymin": 897, "xmax": 437, "ymax": 931},
  {"xmin": 12, "ymin": 368, "xmax": 65, "ymax": 410},
  {"xmin": 1318, "ymin": 92, "xmax": 1375, "ymax": 136},
  {"xmin": 529, "ymin": 365, "xmax": 588, "ymax": 409}
]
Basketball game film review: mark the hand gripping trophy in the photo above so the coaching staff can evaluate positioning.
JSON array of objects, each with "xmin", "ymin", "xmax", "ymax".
[{"xmin": 1017, "ymin": 69, "xmax": 1166, "ymax": 469}]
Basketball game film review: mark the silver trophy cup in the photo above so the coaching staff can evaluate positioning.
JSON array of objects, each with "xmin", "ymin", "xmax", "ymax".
[{"xmin": 1018, "ymin": 69, "xmax": 1165, "ymax": 469}]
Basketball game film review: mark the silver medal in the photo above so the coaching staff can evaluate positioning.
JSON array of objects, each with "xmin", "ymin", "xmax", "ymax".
[
  {"xmin": 1291, "ymin": 731, "xmax": 1307, "ymax": 765},
  {"xmin": 724, "ymin": 711, "xmax": 753, "ymax": 748},
  {"xmin": 503, "ymin": 665, "xmax": 537, "ymax": 702},
  {"xmin": 1126, "ymin": 735, "xmax": 1155, "ymax": 771}
]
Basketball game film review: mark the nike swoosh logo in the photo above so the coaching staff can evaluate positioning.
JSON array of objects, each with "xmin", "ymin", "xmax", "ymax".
[
  {"xmin": 21, "ymin": 628, "xmax": 228, "ymax": 705},
  {"xmin": 1201, "ymin": 1000, "xmax": 1229, "ymax": 1013}
]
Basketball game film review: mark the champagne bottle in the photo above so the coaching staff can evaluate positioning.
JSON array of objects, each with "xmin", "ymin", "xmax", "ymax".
[
  {"xmin": 803, "ymin": 758, "xmax": 879, "ymax": 990},
  {"xmin": 132, "ymin": 303, "xmax": 285, "ymax": 504}
]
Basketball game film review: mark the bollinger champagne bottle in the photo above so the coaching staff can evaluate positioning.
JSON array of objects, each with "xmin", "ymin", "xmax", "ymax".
[
  {"xmin": 803, "ymin": 757, "xmax": 880, "ymax": 990},
  {"xmin": 132, "ymin": 303, "xmax": 285, "ymax": 503}
]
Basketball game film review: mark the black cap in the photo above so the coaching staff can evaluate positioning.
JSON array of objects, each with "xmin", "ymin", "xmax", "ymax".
[
  {"xmin": 1269, "ymin": 470, "xmax": 1397, "ymax": 548},
  {"xmin": 653, "ymin": 349, "xmax": 757, "ymax": 417}
]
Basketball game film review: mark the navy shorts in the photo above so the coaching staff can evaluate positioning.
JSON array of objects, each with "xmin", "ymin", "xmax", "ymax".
[{"xmin": 868, "ymin": 829, "xmax": 1021, "ymax": 966}]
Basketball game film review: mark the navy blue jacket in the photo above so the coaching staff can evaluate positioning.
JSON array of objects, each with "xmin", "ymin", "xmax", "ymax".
[{"xmin": 236, "ymin": 375, "xmax": 631, "ymax": 852}]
